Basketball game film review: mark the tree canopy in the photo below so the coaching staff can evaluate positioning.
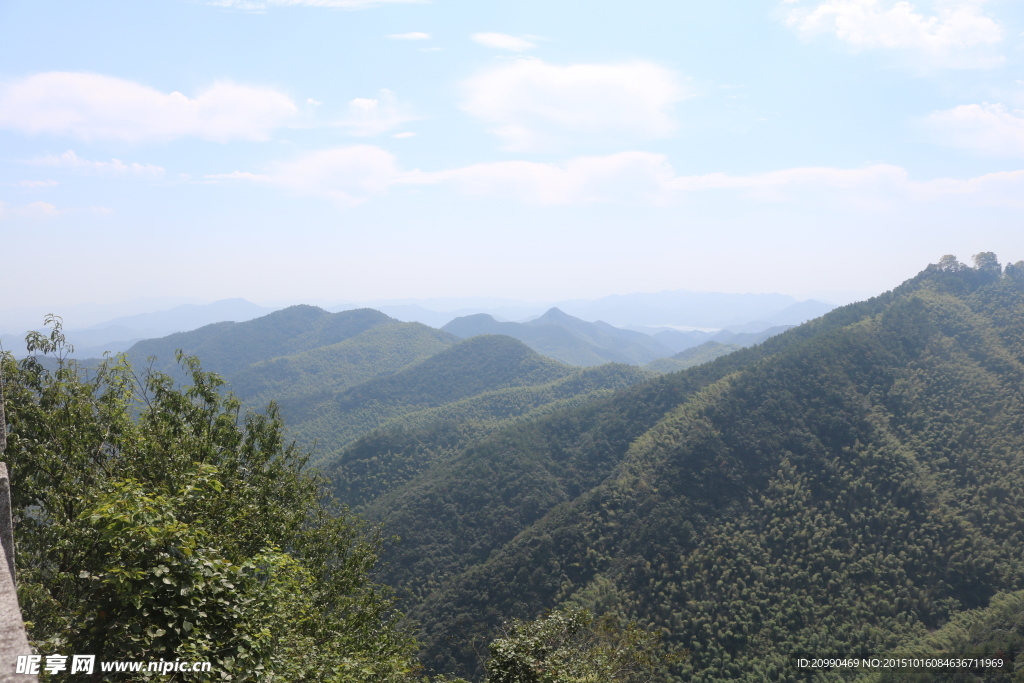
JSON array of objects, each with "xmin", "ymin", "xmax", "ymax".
[{"xmin": 2, "ymin": 318, "xmax": 418, "ymax": 681}]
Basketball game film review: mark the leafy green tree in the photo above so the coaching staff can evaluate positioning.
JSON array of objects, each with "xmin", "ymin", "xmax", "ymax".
[
  {"xmin": 2, "ymin": 317, "xmax": 418, "ymax": 681},
  {"xmin": 485, "ymin": 607, "xmax": 663, "ymax": 683}
]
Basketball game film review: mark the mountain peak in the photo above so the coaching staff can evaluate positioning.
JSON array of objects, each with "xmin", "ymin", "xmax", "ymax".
[{"xmin": 530, "ymin": 307, "xmax": 578, "ymax": 324}]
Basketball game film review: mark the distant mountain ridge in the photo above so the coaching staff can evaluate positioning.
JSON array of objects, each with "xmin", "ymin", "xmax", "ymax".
[
  {"xmin": 645, "ymin": 340, "xmax": 742, "ymax": 373},
  {"xmin": 652, "ymin": 324, "xmax": 794, "ymax": 353},
  {"xmin": 551, "ymin": 291, "xmax": 834, "ymax": 328},
  {"xmin": 0, "ymin": 298, "xmax": 279, "ymax": 358},
  {"xmin": 91, "ymin": 297, "xmax": 275, "ymax": 336},
  {"xmin": 443, "ymin": 307, "xmax": 675, "ymax": 366},
  {"xmin": 4, "ymin": 290, "xmax": 836, "ymax": 360},
  {"xmin": 86, "ymin": 306, "xmax": 654, "ymax": 472},
  {"xmin": 363, "ymin": 291, "xmax": 837, "ymax": 330}
]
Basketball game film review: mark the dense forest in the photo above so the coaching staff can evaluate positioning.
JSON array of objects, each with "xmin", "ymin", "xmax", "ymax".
[
  {"xmin": 340, "ymin": 254, "xmax": 1024, "ymax": 681},
  {"xmin": 5, "ymin": 254, "xmax": 1024, "ymax": 681}
]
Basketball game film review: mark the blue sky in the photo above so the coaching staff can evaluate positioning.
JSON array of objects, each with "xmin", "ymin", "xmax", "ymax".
[{"xmin": 1, "ymin": 0, "xmax": 1023, "ymax": 311}]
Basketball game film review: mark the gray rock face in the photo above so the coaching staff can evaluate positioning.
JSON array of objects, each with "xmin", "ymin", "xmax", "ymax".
[{"xmin": 0, "ymin": 464, "xmax": 36, "ymax": 682}]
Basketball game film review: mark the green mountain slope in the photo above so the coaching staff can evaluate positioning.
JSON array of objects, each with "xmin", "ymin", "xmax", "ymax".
[
  {"xmin": 527, "ymin": 307, "xmax": 675, "ymax": 364},
  {"xmin": 326, "ymin": 362, "xmax": 653, "ymax": 510},
  {"xmin": 349, "ymin": 256, "xmax": 1024, "ymax": 681},
  {"xmin": 227, "ymin": 321, "xmax": 458, "ymax": 408},
  {"xmin": 443, "ymin": 308, "xmax": 673, "ymax": 366},
  {"xmin": 653, "ymin": 325, "xmax": 794, "ymax": 354},
  {"xmin": 858, "ymin": 589, "xmax": 1024, "ymax": 683},
  {"xmin": 285, "ymin": 334, "xmax": 578, "ymax": 467},
  {"xmin": 126, "ymin": 305, "xmax": 394, "ymax": 377},
  {"xmin": 359, "ymin": 329, "xmax": 830, "ymax": 625},
  {"xmin": 646, "ymin": 340, "xmax": 742, "ymax": 373}
]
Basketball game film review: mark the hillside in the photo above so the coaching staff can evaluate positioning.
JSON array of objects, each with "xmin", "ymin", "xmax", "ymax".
[
  {"xmin": 652, "ymin": 324, "xmax": 794, "ymax": 354},
  {"xmin": 645, "ymin": 340, "xmax": 742, "ymax": 373},
  {"xmin": 227, "ymin": 321, "xmax": 458, "ymax": 408},
  {"xmin": 443, "ymin": 308, "xmax": 674, "ymax": 366},
  {"xmin": 325, "ymin": 362, "xmax": 653, "ymax": 510},
  {"xmin": 285, "ymin": 334, "xmax": 585, "ymax": 468},
  {"xmin": 125, "ymin": 305, "xmax": 395, "ymax": 377},
  {"xmin": 336, "ymin": 255, "xmax": 1024, "ymax": 681},
  {"xmin": 102, "ymin": 305, "xmax": 657, "ymax": 475},
  {"xmin": 859, "ymin": 589, "xmax": 1024, "ymax": 683}
]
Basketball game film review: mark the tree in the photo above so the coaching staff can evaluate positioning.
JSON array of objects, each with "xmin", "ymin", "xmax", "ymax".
[
  {"xmin": 1006, "ymin": 260, "xmax": 1024, "ymax": 283},
  {"xmin": 972, "ymin": 252, "xmax": 1002, "ymax": 285},
  {"xmin": 485, "ymin": 607, "xmax": 664, "ymax": 683},
  {"xmin": 2, "ymin": 317, "xmax": 419, "ymax": 681},
  {"xmin": 937, "ymin": 254, "xmax": 965, "ymax": 272}
]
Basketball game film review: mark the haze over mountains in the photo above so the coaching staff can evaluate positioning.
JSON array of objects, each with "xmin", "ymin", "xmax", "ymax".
[
  {"xmin": 6, "ymin": 287, "xmax": 834, "ymax": 489},
  {"xmin": 0, "ymin": 290, "xmax": 835, "ymax": 360}
]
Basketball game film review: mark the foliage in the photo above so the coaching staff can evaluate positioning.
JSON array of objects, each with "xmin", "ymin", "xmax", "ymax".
[
  {"xmin": 228, "ymin": 321, "xmax": 457, "ymax": 412},
  {"xmin": 859, "ymin": 590, "xmax": 1024, "ymax": 683},
  {"xmin": 486, "ymin": 607, "xmax": 663, "ymax": 683},
  {"xmin": 442, "ymin": 311, "xmax": 672, "ymax": 367},
  {"xmin": 645, "ymin": 341, "xmax": 741, "ymax": 374},
  {"xmin": 336, "ymin": 256, "xmax": 1024, "ymax": 681},
  {"xmin": 126, "ymin": 305, "xmax": 396, "ymax": 379},
  {"xmin": 326, "ymin": 363, "xmax": 651, "ymax": 510},
  {"xmin": 2, "ymin": 319, "xmax": 418, "ymax": 681},
  {"xmin": 286, "ymin": 334, "xmax": 576, "ymax": 467}
]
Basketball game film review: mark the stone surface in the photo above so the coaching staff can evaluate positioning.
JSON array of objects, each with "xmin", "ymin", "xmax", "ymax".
[{"xmin": 0, "ymin": 464, "xmax": 35, "ymax": 682}]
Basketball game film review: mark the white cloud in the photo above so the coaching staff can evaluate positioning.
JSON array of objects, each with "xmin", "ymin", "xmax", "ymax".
[
  {"xmin": 403, "ymin": 157, "xmax": 910, "ymax": 205},
  {"xmin": 15, "ymin": 179, "xmax": 58, "ymax": 188},
  {"xmin": 416, "ymin": 152, "xmax": 678, "ymax": 204},
  {"xmin": 0, "ymin": 72, "xmax": 298, "ymax": 143},
  {"xmin": 24, "ymin": 201, "xmax": 58, "ymax": 217},
  {"xmin": 471, "ymin": 33, "xmax": 536, "ymax": 51},
  {"xmin": 924, "ymin": 102, "xmax": 1024, "ymax": 156},
  {"xmin": 0, "ymin": 201, "xmax": 60, "ymax": 219},
  {"xmin": 388, "ymin": 32, "xmax": 430, "ymax": 40},
  {"xmin": 784, "ymin": 0, "xmax": 1004, "ymax": 67},
  {"xmin": 207, "ymin": 146, "xmax": 400, "ymax": 206},
  {"xmin": 31, "ymin": 150, "xmax": 165, "ymax": 178},
  {"xmin": 211, "ymin": 0, "xmax": 423, "ymax": 8},
  {"xmin": 429, "ymin": 157, "xmax": 1024, "ymax": 206},
  {"xmin": 336, "ymin": 90, "xmax": 418, "ymax": 136},
  {"xmin": 208, "ymin": 146, "xmax": 1024, "ymax": 209},
  {"xmin": 0, "ymin": 200, "xmax": 114, "ymax": 219},
  {"xmin": 392, "ymin": 132, "xmax": 416, "ymax": 138},
  {"xmin": 460, "ymin": 59, "xmax": 685, "ymax": 152}
]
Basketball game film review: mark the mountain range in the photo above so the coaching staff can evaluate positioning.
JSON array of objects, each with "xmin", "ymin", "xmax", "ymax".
[
  {"xmin": 10, "ymin": 255, "xmax": 1024, "ymax": 682},
  {"xmin": 307, "ymin": 254, "xmax": 1024, "ymax": 681},
  {"xmin": 1, "ymin": 291, "xmax": 836, "ymax": 359},
  {"xmin": 442, "ymin": 307, "xmax": 676, "ymax": 366},
  {"xmin": 72, "ymin": 305, "xmax": 653, "ymax": 470}
]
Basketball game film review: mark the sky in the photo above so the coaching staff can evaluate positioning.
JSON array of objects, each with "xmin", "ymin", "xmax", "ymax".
[{"xmin": 1, "ymin": 0, "xmax": 1023, "ymax": 313}]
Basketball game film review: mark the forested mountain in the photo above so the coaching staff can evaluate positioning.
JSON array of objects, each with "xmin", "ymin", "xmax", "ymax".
[
  {"xmin": 280, "ymin": 334, "xmax": 579, "ymax": 467},
  {"xmin": 226, "ymin": 320, "xmax": 458, "ymax": 409},
  {"xmin": 126, "ymin": 305, "xmax": 395, "ymax": 377},
  {"xmin": 443, "ymin": 307, "xmax": 674, "ymax": 366},
  {"xmin": 337, "ymin": 254, "xmax": 1024, "ymax": 681},
  {"xmin": 645, "ymin": 340, "xmax": 742, "ymax": 373},
  {"xmin": 651, "ymin": 324, "xmax": 794, "ymax": 354},
  {"xmin": 102, "ymin": 305, "xmax": 659, "ymax": 473},
  {"xmin": 325, "ymin": 362, "xmax": 652, "ymax": 510}
]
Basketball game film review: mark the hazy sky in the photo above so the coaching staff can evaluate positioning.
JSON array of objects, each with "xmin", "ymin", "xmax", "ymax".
[{"xmin": 1, "ymin": 0, "xmax": 1023, "ymax": 310}]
